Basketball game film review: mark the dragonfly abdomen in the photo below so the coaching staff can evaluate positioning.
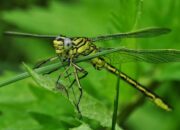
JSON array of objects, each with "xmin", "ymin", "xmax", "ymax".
[
  {"xmin": 104, "ymin": 62, "xmax": 171, "ymax": 111},
  {"xmin": 91, "ymin": 57, "xmax": 171, "ymax": 111}
]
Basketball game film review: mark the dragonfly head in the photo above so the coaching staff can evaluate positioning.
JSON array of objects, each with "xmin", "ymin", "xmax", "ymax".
[
  {"xmin": 53, "ymin": 36, "xmax": 94, "ymax": 59},
  {"xmin": 53, "ymin": 36, "xmax": 73, "ymax": 54}
]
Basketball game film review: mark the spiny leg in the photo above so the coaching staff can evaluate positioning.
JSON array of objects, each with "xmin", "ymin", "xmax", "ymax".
[
  {"xmin": 57, "ymin": 57, "xmax": 75, "ymax": 99},
  {"xmin": 33, "ymin": 56, "xmax": 58, "ymax": 69},
  {"xmin": 68, "ymin": 62, "xmax": 88, "ymax": 89},
  {"xmin": 57, "ymin": 57, "xmax": 74, "ymax": 85},
  {"xmin": 43, "ymin": 67, "xmax": 59, "ymax": 75},
  {"xmin": 33, "ymin": 56, "xmax": 70, "ymax": 94},
  {"xmin": 68, "ymin": 67, "xmax": 88, "ymax": 89},
  {"xmin": 62, "ymin": 65, "xmax": 78, "ymax": 103},
  {"xmin": 64, "ymin": 72, "xmax": 73, "ymax": 79},
  {"xmin": 72, "ymin": 63, "xmax": 84, "ymax": 116},
  {"xmin": 33, "ymin": 56, "xmax": 60, "ymax": 75},
  {"xmin": 56, "ymin": 66, "xmax": 71, "ymax": 98},
  {"xmin": 66, "ymin": 65, "xmax": 88, "ymax": 113}
]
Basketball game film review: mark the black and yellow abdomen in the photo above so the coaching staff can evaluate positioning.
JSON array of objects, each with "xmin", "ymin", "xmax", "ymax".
[{"xmin": 91, "ymin": 56, "xmax": 171, "ymax": 111}]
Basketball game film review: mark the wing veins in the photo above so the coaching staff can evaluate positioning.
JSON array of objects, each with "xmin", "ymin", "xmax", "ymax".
[
  {"xmin": 102, "ymin": 48, "xmax": 180, "ymax": 64},
  {"xmin": 90, "ymin": 28, "xmax": 171, "ymax": 42},
  {"xmin": 4, "ymin": 31, "xmax": 57, "ymax": 39}
]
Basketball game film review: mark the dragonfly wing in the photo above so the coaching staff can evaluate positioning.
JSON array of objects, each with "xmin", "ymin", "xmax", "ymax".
[
  {"xmin": 4, "ymin": 31, "xmax": 57, "ymax": 39},
  {"xmin": 90, "ymin": 28, "xmax": 171, "ymax": 42},
  {"xmin": 101, "ymin": 48, "xmax": 180, "ymax": 64}
]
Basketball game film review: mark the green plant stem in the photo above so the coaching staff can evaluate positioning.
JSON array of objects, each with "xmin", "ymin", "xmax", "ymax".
[
  {"xmin": 117, "ymin": 81, "xmax": 159, "ymax": 126},
  {"xmin": 112, "ymin": 66, "xmax": 121, "ymax": 130},
  {"xmin": 0, "ymin": 48, "xmax": 122, "ymax": 88}
]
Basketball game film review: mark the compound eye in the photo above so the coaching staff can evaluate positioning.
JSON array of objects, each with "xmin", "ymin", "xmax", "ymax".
[
  {"xmin": 64, "ymin": 38, "xmax": 72, "ymax": 49},
  {"xmin": 55, "ymin": 36, "xmax": 63, "ymax": 41}
]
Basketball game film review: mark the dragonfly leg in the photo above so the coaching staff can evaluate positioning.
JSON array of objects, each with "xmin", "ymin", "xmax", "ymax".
[
  {"xmin": 33, "ymin": 56, "xmax": 61, "ymax": 76},
  {"xmin": 43, "ymin": 67, "xmax": 60, "ymax": 75},
  {"xmin": 33, "ymin": 56, "xmax": 58, "ymax": 69},
  {"xmin": 64, "ymin": 72, "xmax": 72, "ymax": 79},
  {"xmin": 56, "ymin": 66, "xmax": 71, "ymax": 98},
  {"xmin": 68, "ymin": 63, "xmax": 88, "ymax": 89},
  {"xmin": 71, "ymin": 63, "xmax": 87, "ymax": 116}
]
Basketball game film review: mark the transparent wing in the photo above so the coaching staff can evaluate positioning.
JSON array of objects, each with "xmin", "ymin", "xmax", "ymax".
[
  {"xmin": 4, "ymin": 31, "xmax": 57, "ymax": 39},
  {"xmin": 90, "ymin": 28, "xmax": 171, "ymax": 42},
  {"xmin": 101, "ymin": 48, "xmax": 180, "ymax": 64}
]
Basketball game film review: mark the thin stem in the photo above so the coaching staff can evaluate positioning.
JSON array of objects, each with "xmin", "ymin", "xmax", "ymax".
[
  {"xmin": 0, "ymin": 48, "xmax": 122, "ymax": 88},
  {"xmin": 112, "ymin": 66, "xmax": 121, "ymax": 130},
  {"xmin": 117, "ymin": 81, "xmax": 159, "ymax": 126}
]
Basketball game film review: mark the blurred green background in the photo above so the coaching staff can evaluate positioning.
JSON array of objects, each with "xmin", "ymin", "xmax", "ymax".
[{"xmin": 0, "ymin": 0, "xmax": 180, "ymax": 130}]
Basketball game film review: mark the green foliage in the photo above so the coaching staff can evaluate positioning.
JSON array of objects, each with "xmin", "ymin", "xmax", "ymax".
[
  {"xmin": 23, "ymin": 63, "xmax": 122, "ymax": 129},
  {"xmin": 0, "ymin": 0, "xmax": 180, "ymax": 130}
]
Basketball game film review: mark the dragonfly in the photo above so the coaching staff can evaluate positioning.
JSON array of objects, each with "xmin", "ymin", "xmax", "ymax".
[{"xmin": 4, "ymin": 27, "xmax": 180, "ymax": 114}]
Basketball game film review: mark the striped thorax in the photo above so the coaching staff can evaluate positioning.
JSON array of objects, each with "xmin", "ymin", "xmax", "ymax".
[{"xmin": 53, "ymin": 36, "xmax": 97, "ymax": 59}]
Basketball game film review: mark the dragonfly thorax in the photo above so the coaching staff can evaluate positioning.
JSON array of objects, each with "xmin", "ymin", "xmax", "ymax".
[{"xmin": 53, "ymin": 36, "xmax": 97, "ymax": 59}]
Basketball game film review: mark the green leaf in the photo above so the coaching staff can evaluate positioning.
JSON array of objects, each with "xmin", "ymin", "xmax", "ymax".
[
  {"xmin": 22, "ymin": 62, "xmax": 122, "ymax": 129},
  {"xmin": 78, "ymin": 92, "xmax": 122, "ymax": 130},
  {"xmin": 70, "ymin": 124, "xmax": 93, "ymax": 130},
  {"xmin": 0, "ymin": 104, "xmax": 42, "ymax": 130},
  {"xmin": 23, "ymin": 63, "xmax": 56, "ymax": 91},
  {"xmin": 29, "ymin": 111, "xmax": 81, "ymax": 130}
]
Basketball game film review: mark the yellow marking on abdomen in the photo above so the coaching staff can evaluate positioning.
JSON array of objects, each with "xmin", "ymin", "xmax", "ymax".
[{"xmin": 103, "ymin": 62, "xmax": 171, "ymax": 111}]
